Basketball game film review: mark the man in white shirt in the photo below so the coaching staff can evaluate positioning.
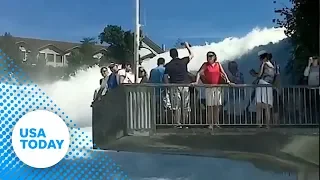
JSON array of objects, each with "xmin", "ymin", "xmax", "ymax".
[{"xmin": 118, "ymin": 63, "xmax": 135, "ymax": 84}]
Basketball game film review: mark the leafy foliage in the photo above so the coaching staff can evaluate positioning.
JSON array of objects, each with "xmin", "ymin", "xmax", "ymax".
[
  {"xmin": 98, "ymin": 25, "xmax": 134, "ymax": 64},
  {"xmin": 67, "ymin": 37, "xmax": 98, "ymax": 70},
  {"xmin": 273, "ymin": 0, "xmax": 319, "ymax": 81}
]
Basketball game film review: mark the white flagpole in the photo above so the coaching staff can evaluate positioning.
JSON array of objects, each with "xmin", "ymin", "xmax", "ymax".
[{"xmin": 134, "ymin": 0, "xmax": 140, "ymax": 83}]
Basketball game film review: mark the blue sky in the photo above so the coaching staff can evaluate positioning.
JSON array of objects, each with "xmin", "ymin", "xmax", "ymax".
[{"xmin": 0, "ymin": 0, "xmax": 290, "ymax": 47}]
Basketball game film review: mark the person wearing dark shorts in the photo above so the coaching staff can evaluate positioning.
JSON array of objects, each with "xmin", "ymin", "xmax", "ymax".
[{"xmin": 163, "ymin": 42, "xmax": 194, "ymax": 128}]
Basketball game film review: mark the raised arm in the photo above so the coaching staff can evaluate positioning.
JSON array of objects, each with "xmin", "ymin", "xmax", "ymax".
[
  {"xmin": 304, "ymin": 57, "xmax": 313, "ymax": 77},
  {"xmin": 184, "ymin": 42, "xmax": 194, "ymax": 60}
]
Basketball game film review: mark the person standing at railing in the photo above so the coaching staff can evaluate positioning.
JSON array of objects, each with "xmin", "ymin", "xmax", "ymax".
[
  {"xmin": 249, "ymin": 50, "xmax": 275, "ymax": 128},
  {"xmin": 106, "ymin": 63, "xmax": 120, "ymax": 90},
  {"xmin": 138, "ymin": 66, "xmax": 149, "ymax": 83},
  {"xmin": 118, "ymin": 63, "xmax": 135, "ymax": 84},
  {"xmin": 227, "ymin": 61, "xmax": 244, "ymax": 84},
  {"xmin": 163, "ymin": 42, "xmax": 194, "ymax": 129},
  {"xmin": 194, "ymin": 51, "xmax": 232, "ymax": 129},
  {"xmin": 149, "ymin": 58, "xmax": 165, "ymax": 84},
  {"xmin": 149, "ymin": 58, "xmax": 172, "ymax": 108},
  {"xmin": 267, "ymin": 53, "xmax": 282, "ymax": 125},
  {"xmin": 93, "ymin": 78, "xmax": 103, "ymax": 102},
  {"xmin": 93, "ymin": 66, "xmax": 110, "ymax": 102},
  {"xmin": 303, "ymin": 56, "xmax": 319, "ymax": 123},
  {"xmin": 149, "ymin": 58, "xmax": 171, "ymax": 124},
  {"xmin": 224, "ymin": 61, "xmax": 245, "ymax": 122},
  {"xmin": 304, "ymin": 56, "xmax": 319, "ymax": 87}
]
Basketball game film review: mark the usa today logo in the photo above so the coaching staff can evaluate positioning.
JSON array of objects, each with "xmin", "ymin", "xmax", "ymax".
[{"xmin": 11, "ymin": 110, "xmax": 70, "ymax": 168}]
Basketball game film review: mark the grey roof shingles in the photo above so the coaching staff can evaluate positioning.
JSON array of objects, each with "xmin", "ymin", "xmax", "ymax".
[
  {"xmin": 0, "ymin": 35, "xmax": 164, "ymax": 56},
  {"xmin": 0, "ymin": 36, "xmax": 107, "ymax": 54},
  {"xmin": 141, "ymin": 36, "xmax": 164, "ymax": 54}
]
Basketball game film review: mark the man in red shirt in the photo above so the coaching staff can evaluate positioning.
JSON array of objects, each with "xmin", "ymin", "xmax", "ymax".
[{"xmin": 194, "ymin": 51, "xmax": 232, "ymax": 129}]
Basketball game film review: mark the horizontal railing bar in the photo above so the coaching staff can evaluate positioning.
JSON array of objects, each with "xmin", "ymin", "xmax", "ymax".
[{"xmin": 123, "ymin": 83, "xmax": 319, "ymax": 88}]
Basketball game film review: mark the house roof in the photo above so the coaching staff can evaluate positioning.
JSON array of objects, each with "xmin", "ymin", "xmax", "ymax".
[
  {"xmin": 140, "ymin": 53, "xmax": 156, "ymax": 61},
  {"xmin": 0, "ymin": 36, "xmax": 107, "ymax": 54},
  {"xmin": 0, "ymin": 35, "xmax": 163, "ymax": 56},
  {"xmin": 141, "ymin": 36, "xmax": 164, "ymax": 54}
]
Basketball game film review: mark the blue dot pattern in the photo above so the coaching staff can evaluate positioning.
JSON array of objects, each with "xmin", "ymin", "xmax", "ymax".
[{"xmin": 0, "ymin": 49, "xmax": 130, "ymax": 180}]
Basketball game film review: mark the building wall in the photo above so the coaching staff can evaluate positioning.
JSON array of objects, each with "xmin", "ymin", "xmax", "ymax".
[
  {"xmin": 139, "ymin": 41, "xmax": 158, "ymax": 58},
  {"xmin": 18, "ymin": 46, "xmax": 28, "ymax": 62},
  {"xmin": 16, "ymin": 40, "xmax": 161, "ymax": 67},
  {"xmin": 39, "ymin": 48, "xmax": 67, "ymax": 67},
  {"xmin": 18, "ymin": 46, "xmax": 104, "ymax": 67}
]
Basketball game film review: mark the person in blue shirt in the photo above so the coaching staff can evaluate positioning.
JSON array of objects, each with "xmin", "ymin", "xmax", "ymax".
[
  {"xmin": 149, "ymin": 57, "xmax": 166, "ymax": 98},
  {"xmin": 149, "ymin": 58, "xmax": 165, "ymax": 83},
  {"xmin": 149, "ymin": 58, "xmax": 171, "ymax": 124},
  {"xmin": 106, "ymin": 63, "xmax": 119, "ymax": 90}
]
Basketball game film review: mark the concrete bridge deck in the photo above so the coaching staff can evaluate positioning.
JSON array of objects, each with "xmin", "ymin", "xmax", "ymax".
[{"xmin": 95, "ymin": 128, "xmax": 319, "ymax": 167}]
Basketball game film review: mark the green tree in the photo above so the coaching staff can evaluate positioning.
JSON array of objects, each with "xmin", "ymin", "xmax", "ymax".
[
  {"xmin": 0, "ymin": 32, "xmax": 22, "ymax": 66},
  {"xmin": 67, "ymin": 37, "xmax": 98, "ymax": 72},
  {"xmin": 98, "ymin": 25, "xmax": 134, "ymax": 64},
  {"xmin": 80, "ymin": 37, "xmax": 97, "ymax": 66},
  {"xmin": 273, "ymin": 0, "xmax": 319, "ymax": 82}
]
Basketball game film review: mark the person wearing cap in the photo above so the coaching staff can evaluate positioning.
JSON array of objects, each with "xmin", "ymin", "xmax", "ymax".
[
  {"xmin": 250, "ymin": 50, "xmax": 276, "ymax": 128},
  {"xmin": 163, "ymin": 42, "xmax": 194, "ymax": 128},
  {"xmin": 194, "ymin": 51, "xmax": 232, "ymax": 129}
]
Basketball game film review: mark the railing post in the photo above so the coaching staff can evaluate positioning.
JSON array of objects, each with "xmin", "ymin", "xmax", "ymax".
[{"xmin": 126, "ymin": 85, "xmax": 155, "ymax": 136}]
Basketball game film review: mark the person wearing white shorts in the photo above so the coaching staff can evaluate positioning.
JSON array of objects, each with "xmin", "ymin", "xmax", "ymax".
[
  {"xmin": 250, "ymin": 50, "xmax": 276, "ymax": 128},
  {"xmin": 205, "ymin": 88, "xmax": 222, "ymax": 106},
  {"xmin": 194, "ymin": 51, "xmax": 232, "ymax": 129}
]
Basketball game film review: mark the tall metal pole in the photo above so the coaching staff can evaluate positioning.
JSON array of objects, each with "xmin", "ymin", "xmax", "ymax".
[{"xmin": 134, "ymin": 0, "xmax": 140, "ymax": 83}]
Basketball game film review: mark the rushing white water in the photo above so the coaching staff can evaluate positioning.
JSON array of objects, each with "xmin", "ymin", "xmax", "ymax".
[
  {"xmin": 142, "ymin": 27, "xmax": 286, "ymax": 74},
  {"xmin": 0, "ymin": 27, "xmax": 288, "ymax": 162}
]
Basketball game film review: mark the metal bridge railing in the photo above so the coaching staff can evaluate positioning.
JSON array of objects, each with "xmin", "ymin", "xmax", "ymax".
[{"xmin": 124, "ymin": 84, "xmax": 319, "ymax": 131}]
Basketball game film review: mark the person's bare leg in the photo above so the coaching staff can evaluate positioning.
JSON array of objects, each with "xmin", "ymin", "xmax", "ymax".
[
  {"xmin": 265, "ymin": 104, "xmax": 271, "ymax": 129},
  {"xmin": 174, "ymin": 109, "xmax": 181, "ymax": 127},
  {"xmin": 207, "ymin": 106, "xmax": 213, "ymax": 129},
  {"xmin": 256, "ymin": 103, "xmax": 263, "ymax": 127},
  {"xmin": 213, "ymin": 106, "xmax": 221, "ymax": 128},
  {"xmin": 273, "ymin": 112, "xmax": 279, "ymax": 126}
]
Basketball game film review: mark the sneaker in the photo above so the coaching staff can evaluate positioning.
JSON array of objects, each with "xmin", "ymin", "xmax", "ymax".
[
  {"xmin": 215, "ymin": 124, "xmax": 221, "ymax": 129},
  {"xmin": 175, "ymin": 123, "xmax": 183, "ymax": 129}
]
